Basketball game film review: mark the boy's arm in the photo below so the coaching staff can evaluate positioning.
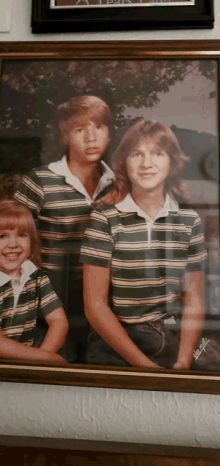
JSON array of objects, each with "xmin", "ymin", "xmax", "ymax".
[
  {"xmin": 0, "ymin": 330, "xmax": 65, "ymax": 362},
  {"xmin": 83, "ymin": 263, "xmax": 163, "ymax": 369},
  {"xmin": 40, "ymin": 307, "xmax": 69, "ymax": 353},
  {"xmin": 173, "ymin": 270, "xmax": 205, "ymax": 370}
]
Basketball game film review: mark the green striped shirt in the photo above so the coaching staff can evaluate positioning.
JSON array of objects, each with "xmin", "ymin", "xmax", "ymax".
[
  {"xmin": 80, "ymin": 194, "xmax": 207, "ymax": 322},
  {"xmin": 14, "ymin": 157, "xmax": 114, "ymax": 276},
  {"xmin": 0, "ymin": 261, "xmax": 62, "ymax": 345}
]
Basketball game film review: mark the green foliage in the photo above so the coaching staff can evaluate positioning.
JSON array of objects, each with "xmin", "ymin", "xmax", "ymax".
[{"xmin": 0, "ymin": 59, "xmax": 217, "ymax": 134}]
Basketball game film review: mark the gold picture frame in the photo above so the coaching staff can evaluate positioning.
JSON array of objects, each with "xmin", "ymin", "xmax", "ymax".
[{"xmin": 0, "ymin": 40, "xmax": 219, "ymax": 394}]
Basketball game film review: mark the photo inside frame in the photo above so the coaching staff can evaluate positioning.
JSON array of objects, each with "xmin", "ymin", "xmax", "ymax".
[
  {"xmin": 0, "ymin": 57, "xmax": 219, "ymax": 373},
  {"xmin": 51, "ymin": 0, "xmax": 194, "ymax": 7}
]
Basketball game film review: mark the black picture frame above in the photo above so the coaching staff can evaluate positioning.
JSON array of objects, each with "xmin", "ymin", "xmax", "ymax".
[{"xmin": 31, "ymin": 0, "xmax": 214, "ymax": 34}]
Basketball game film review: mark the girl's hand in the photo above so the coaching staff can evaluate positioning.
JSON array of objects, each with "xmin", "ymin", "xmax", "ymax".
[
  {"xmin": 136, "ymin": 358, "xmax": 164, "ymax": 370},
  {"xmin": 44, "ymin": 352, "xmax": 66, "ymax": 363},
  {"xmin": 150, "ymin": 363, "xmax": 164, "ymax": 370},
  {"xmin": 173, "ymin": 361, "xmax": 190, "ymax": 370}
]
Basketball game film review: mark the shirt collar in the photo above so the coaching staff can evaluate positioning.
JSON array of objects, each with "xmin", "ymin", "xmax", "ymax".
[
  {"xmin": 48, "ymin": 156, "xmax": 115, "ymax": 203},
  {"xmin": 116, "ymin": 193, "xmax": 179, "ymax": 221},
  {"xmin": 0, "ymin": 260, "xmax": 37, "ymax": 287}
]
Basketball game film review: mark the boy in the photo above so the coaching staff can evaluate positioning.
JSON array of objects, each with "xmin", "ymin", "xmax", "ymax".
[{"xmin": 14, "ymin": 95, "xmax": 115, "ymax": 362}]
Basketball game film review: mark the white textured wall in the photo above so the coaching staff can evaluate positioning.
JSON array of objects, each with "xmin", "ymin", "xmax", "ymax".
[
  {"xmin": 0, "ymin": 0, "xmax": 220, "ymax": 449},
  {"xmin": 1, "ymin": 382, "xmax": 220, "ymax": 448}
]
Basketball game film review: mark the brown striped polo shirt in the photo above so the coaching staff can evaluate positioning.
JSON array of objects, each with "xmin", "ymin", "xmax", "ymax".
[
  {"xmin": 80, "ymin": 194, "xmax": 208, "ymax": 323},
  {"xmin": 0, "ymin": 261, "xmax": 63, "ymax": 345},
  {"xmin": 14, "ymin": 157, "xmax": 114, "ymax": 277}
]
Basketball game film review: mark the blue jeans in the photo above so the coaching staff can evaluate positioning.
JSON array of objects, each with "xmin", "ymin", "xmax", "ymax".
[{"xmin": 85, "ymin": 319, "xmax": 179, "ymax": 369}]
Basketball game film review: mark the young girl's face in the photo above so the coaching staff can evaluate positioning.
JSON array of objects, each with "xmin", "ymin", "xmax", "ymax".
[
  {"xmin": 126, "ymin": 137, "xmax": 171, "ymax": 197},
  {"xmin": 0, "ymin": 228, "xmax": 31, "ymax": 278}
]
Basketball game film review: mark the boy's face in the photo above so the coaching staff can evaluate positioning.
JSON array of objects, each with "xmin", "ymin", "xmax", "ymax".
[
  {"xmin": 126, "ymin": 137, "xmax": 171, "ymax": 197},
  {"xmin": 0, "ymin": 228, "xmax": 31, "ymax": 279},
  {"xmin": 66, "ymin": 116, "xmax": 109, "ymax": 165}
]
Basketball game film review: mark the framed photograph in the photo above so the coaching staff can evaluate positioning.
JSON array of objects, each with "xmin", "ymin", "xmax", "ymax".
[
  {"xmin": 31, "ymin": 0, "xmax": 214, "ymax": 33},
  {"xmin": 0, "ymin": 40, "xmax": 220, "ymax": 394}
]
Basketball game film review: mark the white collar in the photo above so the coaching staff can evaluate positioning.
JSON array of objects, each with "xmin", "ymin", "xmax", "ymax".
[
  {"xmin": 116, "ymin": 193, "xmax": 179, "ymax": 221},
  {"xmin": 0, "ymin": 260, "xmax": 37, "ymax": 287},
  {"xmin": 48, "ymin": 156, "xmax": 115, "ymax": 203}
]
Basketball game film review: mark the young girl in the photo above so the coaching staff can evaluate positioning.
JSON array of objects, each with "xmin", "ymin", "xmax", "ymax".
[
  {"xmin": 80, "ymin": 120, "xmax": 207, "ymax": 370},
  {"xmin": 0, "ymin": 199, "xmax": 68, "ymax": 362}
]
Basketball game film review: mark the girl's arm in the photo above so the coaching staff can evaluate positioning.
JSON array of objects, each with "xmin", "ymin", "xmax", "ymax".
[
  {"xmin": 173, "ymin": 270, "xmax": 205, "ymax": 370},
  {"xmin": 0, "ymin": 330, "xmax": 65, "ymax": 362},
  {"xmin": 83, "ymin": 263, "xmax": 163, "ymax": 369},
  {"xmin": 40, "ymin": 307, "xmax": 69, "ymax": 353}
]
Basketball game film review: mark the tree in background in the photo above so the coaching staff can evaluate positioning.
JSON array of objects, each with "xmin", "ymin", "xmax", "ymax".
[{"xmin": 0, "ymin": 59, "xmax": 217, "ymax": 164}]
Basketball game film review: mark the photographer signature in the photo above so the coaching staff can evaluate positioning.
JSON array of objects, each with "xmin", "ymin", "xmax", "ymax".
[{"xmin": 193, "ymin": 337, "xmax": 210, "ymax": 361}]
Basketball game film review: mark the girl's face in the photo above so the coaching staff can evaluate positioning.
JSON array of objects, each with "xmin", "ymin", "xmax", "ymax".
[
  {"xmin": 0, "ymin": 228, "xmax": 31, "ymax": 278},
  {"xmin": 126, "ymin": 137, "xmax": 171, "ymax": 197}
]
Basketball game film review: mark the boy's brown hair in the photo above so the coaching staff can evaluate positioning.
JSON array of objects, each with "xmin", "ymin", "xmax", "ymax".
[
  {"xmin": 57, "ymin": 95, "xmax": 114, "ymax": 149},
  {"xmin": 0, "ymin": 200, "xmax": 41, "ymax": 267}
]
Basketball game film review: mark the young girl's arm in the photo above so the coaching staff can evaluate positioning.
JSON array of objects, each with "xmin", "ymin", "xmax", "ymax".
[
  {"xmin": 0, "ymin": 330, "xmax": 65, "ymax": 362},
  {"xmin": 173, "ymin": 270, "xmax": 205, "ymax": 370},
  {"xmin": 40, "ymin": 307, "xmax": 69, "ymax": 353},
  {"xmin": 83, "ymin": 263, "xmax": 163, "ymax": 369}
]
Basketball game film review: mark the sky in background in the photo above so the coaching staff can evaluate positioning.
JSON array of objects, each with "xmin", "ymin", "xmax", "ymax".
[{"xmin": 125, "ymin": 67, "xmax": 218, "ymax": 136}]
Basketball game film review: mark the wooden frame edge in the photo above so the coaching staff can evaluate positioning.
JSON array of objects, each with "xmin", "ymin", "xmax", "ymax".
[
  {"xmin": 0, "ymin": 40, "xmax": 219, "ymax": 395},
  {"xmin": 0, "ymin": 435, "xmax": 220, "ymax": 458}
]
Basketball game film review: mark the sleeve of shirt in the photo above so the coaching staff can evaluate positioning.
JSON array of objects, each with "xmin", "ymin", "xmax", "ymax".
[
  {"xmin": 187, "ymin": 213, "xmax": 208, "ymax": 273},
  {"xmin": 79, "ymin": 207, "xmax": 114, "ymax": 268},
  {"xmin": 38, "ymin": 270, "xmax": 63, "ymax": 317},
  {"xmin": 14, "ymin": 170, "xmax": 45, "ymax": 220}
]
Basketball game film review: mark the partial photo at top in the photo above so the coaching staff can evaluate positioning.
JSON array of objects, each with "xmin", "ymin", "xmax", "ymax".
[
  {"xmin": 50, "ymin": 0, "xmax": 194, "ymax": 8},
  {"xmin": 31, "ymin": 0, "xmax": 214, "ymax": 32}
]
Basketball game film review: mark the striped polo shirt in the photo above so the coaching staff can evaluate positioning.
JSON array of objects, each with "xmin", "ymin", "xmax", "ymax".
[
  {"xmin": 0, "ymin": 260, "xmax": 63, "ymax": 345},
  {"xmin": 14, "ymin": 157, "xmax": 114, "ymax": 276},
  {"xmin": 80, "ymin": 194, "xmax": 207, "ymax": 323}
]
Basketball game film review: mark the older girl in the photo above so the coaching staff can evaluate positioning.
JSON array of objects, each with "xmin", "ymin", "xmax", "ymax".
[{"xmin": 80, "ymin": 121, "xmax": 207, "ymax": 370}]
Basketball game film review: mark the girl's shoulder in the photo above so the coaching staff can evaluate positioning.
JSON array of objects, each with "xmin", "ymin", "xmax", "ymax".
[
  {"xmin": 174, "ymin": 207, "xmax": 202, "ymax": 229},
  {"xmin": 30, "ymin": 267, "xmax": 50, "ymax": 281},
  {"xmin": 177, "ymin": 200, "xmax": 198, "ymax": 214},
  {"xmin": 177, "ymin": 206, "xmax": 200, "ymax": 218}
]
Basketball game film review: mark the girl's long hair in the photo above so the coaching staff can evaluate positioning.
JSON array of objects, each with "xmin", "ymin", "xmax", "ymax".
[
  {"xmin": 0, "ymin": 200, "xmax": 41, "ymax": 267},
  {"xmin": 96, "ymin": 120, "xmax": 189, "ymax": 206}
]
